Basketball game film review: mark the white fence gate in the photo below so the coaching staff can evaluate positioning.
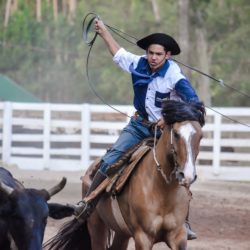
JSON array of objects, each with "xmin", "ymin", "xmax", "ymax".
[{"xmin": 0, "ymin": 102, "xmax": 249, "ymax": 181}]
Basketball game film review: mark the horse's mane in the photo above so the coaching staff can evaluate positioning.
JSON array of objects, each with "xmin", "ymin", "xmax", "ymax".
[{"xmin": 161, "ymin": 100, "xmax": 206, "ymax": 127}]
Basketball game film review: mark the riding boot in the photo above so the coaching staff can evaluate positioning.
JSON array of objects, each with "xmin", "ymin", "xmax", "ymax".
[
  {"xmin": 185, "ymin": 215, "xmax": 197, "ymax": 240},
  {"xmin": 86, "ymin": 169, "xmax": 107, "ymax": 196},
  {"xmin": 75, "ymin": 169, "xmax": 107, "ymax": 220}
]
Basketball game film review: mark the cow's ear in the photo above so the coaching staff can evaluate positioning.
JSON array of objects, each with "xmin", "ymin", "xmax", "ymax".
[{"xmin": 48, "ymin": 203, "xmax": 74, "ymax": 219}]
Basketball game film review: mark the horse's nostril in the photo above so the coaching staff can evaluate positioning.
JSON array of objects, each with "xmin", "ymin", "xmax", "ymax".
[
  {"xmin": 176, "ymin": 172, "xmax": 197, "ymax": 186},
  {"xmin": 176, "ymin": 171, "xmax": 185, "ymax": 183}
]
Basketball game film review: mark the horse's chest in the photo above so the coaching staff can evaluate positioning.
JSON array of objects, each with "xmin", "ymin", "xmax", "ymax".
[
  {"xmin": 162, "ymin": 213, "xmax": 179, "ymax": 230},
  {"xmin": 150, "ymin": 191, "xmax": 189, "ymax": 231}
]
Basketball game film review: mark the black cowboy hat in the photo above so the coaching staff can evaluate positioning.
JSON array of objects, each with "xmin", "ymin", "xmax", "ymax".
[{"xmin": 137, "ymin": 33, "xmax": 181, "ymax": 55}]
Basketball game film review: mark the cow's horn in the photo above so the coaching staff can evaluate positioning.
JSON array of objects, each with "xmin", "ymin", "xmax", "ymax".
[
  {"xmin": 0, "ymin": 181, "xmax": 14, "ymax": 195},
  {"xmin": 47, "ymin": 177, "xmax": 67, "ymax": 198}
]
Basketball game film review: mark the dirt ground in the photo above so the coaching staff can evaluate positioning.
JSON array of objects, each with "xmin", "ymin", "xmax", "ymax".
[{"xmin": 16, "ymin": 168, "xmax": 250, "ymax": 250}]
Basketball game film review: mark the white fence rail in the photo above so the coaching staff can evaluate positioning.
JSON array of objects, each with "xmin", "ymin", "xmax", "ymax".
[{"xmin": 0, "ymin": 102, "xmax": 250, "ymax": 181}]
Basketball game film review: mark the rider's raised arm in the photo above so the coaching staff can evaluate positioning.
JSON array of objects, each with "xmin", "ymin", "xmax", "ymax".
[{"xmin": 94, "ymin": 19, "xmax": 121, "ymax": 56}]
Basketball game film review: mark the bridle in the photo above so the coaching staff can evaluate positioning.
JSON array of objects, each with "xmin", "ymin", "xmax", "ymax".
[{"xmin": 153, "ymin": 125, "xmax": 184, "ymax": 185}]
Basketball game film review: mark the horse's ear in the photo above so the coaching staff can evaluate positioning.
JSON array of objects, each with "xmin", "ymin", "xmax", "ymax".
[
  {"xmin": 161, "ymin": 99, "xmax": 174, "ymax": 125},
  {"xmin": 196, "ymin": 102, "xmax": 206, "ymax": 127},
  {"xmin": 196, "ymin": 102, "xmax": 206, "ymax": 115},
  {"xmin": 161, "ymin": 111, "xmax": 166, "ymax": 119},
  {"xmin": 161, "ymin": 111, "xmax": 172, "ymax": 126},
  {"xmin": 188, "ymin": 101, "xmax": 206, "ymax": 127}
]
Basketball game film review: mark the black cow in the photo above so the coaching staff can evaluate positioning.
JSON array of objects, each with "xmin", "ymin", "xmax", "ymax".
[{"xmin": 0, "ymin": 167, "xmax": 74, "ymax": 250}]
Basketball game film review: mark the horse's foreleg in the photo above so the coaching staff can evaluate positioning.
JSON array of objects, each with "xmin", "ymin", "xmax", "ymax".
[
  {"xmin": 108, "ymin": 233, "xmax": 130, "ymax": 250},
  {"xmin": 134, "ymin": 232, "xmax": 153, "ymax": 250},
  {"xmin": 166, "ymin": 227, "xmax": 187, "ymax": 250}
]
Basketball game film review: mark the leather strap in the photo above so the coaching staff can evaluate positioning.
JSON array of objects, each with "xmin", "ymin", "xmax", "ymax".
[
  {"xmin": 134, "ymin": 111, "xmax": 156, "ymax": 130},
  {"xmin": 111, "ymin": 196, "xmax": 132, "ymax": 236}
]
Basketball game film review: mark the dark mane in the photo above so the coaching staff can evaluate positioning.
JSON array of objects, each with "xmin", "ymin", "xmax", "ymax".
[{"xmin": 161, "ymin": 100, "xmax": 206, "ymax": 127}]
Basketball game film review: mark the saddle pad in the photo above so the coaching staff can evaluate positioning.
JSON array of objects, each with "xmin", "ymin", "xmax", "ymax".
[
  {"xmin": 82, "ymin": 145, "xmax": 151, "ymax": 203},
  {"xmin": 111, "ymin": 145, "xmax": 151, "ymax": 194}
]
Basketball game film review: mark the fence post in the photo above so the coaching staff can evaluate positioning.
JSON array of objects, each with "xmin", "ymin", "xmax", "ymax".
[
  {"xmin": 81, "ymin": 103, "xmax": 90, "ymax": 170},
  {"xmin": 43, "ymin": 103, "xmax": 51, "ymax": 170},
  {"xmin": 213, "ymin": 112, "xmax": 221, "ymax": 175},
  {"xmin": 2, "ymin": 102, "xmax": 12, "ymax": 164}
]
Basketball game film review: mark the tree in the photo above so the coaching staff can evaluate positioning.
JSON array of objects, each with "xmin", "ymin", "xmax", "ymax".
[
  {"xmin": 53, "ymin": 0, "xmax": 58, "ymax": 21},
  {"xmin": 191, "ymin": 3, "xmax": 211, "ymax": 106},
  {"xmin": 0, "ymin": 0, "xmax": 249, "ymax": 106},
  {"xmin": 4, "ymin": 0, "xmax": 12, "ymax": 27},
  {"xmin": 151, "ymin": 0, "xmax": 161, "ymax": 23},
  {"xmin": 36, "ymin": 0, "xmax": 41, "ymax": 22},
  {"xmin": 68, "ymin": 0, "xmax": 76, "ymax": 23},
  {"xmin": 177, "ymin": 0, "xmax": 191, "ymax": 78}
]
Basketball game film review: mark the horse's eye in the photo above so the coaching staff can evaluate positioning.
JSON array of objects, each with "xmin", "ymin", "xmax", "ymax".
[{"xmin": 173, "ymin": 131, "xmax": 180, "ymax": 139}]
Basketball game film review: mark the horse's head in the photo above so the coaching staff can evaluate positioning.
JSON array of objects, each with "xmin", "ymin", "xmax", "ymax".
[{"xmin": 161, "ymin": 100, "xmax": 205, "ymax": 187}]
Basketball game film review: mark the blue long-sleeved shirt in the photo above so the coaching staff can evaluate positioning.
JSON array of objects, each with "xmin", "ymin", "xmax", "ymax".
[{"xmin": 113, "ymin": 48, "xmax": 199, "ymax": 121}]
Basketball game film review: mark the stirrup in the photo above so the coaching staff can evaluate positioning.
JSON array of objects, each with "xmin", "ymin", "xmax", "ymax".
[{"xmin": 74, "ymin": 200, "xmax": 93, "ymax": 220}]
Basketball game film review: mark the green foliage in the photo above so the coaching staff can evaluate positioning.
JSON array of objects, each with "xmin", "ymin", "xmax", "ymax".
[
  {"xmin": 204, "ymin": 0, "xmax": 250, "ymax": 106},
  {"xmin": 0, "ymin": 0, "xmax": 249, "ymax": 106}
]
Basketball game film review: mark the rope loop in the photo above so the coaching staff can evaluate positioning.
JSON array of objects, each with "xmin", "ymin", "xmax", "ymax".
[{"xmin": 82, "ymin": 12, "xmax": 99, "ymax": 46}]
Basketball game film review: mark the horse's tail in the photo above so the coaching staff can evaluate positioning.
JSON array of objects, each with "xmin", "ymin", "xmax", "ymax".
[{"xmin": 43, "ymin": 218, "xmax": 91, "ymax": 250}]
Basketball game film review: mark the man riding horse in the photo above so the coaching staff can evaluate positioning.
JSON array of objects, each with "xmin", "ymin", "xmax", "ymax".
[{"xmin": 78, "ymin": 18, "xmax": 199, "ymax": 240}]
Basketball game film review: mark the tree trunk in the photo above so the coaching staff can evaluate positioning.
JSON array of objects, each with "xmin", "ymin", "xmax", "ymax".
[
  {"xmin": 69, "ymin": 0, "xmax": 76, "ymax": 23},
  {"xmin": 36, "ymin": 0, "xmax": 42, "ymax": 22},
  {"xmin": 151, "ymin": 0, "xmax": 161, "ymax": 23},
  {"xmin": 4, "ymin": 0, "xmax": 12, "ymax": 28},
  {"xmin": 53, "ymin": 0, "xmax": 58, "ymax": 21},
  {"xmin": 195, "ymin": 27, "xmax": 211, "ymax": 106},
  {"xmin": 192, "ymin": 7, "xmax": 212, "ymax": 106},
  {"xmin": 11, "ymin": 0, "xmax": 18, "ymax": 13},
  {"xmin": 177, "ymin": 0, "xmax": 190, "ymax": 78},
  {"xmin": 62, "ymin": 0, "xmax": 67, "ymax": 16}
]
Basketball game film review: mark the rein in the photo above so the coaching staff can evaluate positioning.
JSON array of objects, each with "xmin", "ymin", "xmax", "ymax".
[{"xmin": 153, "ymin": 126, "xmax": 181, "ymax": 185}]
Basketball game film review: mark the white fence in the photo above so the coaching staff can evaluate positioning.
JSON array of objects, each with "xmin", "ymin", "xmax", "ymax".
[{"xmin": 0, "ymin": 102, "xmax": 250, "ymax": 181}]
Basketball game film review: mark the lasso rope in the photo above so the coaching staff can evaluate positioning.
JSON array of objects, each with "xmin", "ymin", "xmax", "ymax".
[
  {"xmin": 82, "ymin": 13, "xmax": 131, "ymax": 118},
  {"xmin": 82, "ymin": 12, "xmax": 250, "ymax": 128}
]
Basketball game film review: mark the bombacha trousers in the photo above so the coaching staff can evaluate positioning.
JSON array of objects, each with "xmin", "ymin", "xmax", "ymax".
[{"xmin": 99, "ymin": 116, "xmax": 161, "ymax": 174}]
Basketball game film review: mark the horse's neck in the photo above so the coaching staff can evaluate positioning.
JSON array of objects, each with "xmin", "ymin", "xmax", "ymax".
[{"xmin": 135, "ymin": 129, "xmax": 176, "ymax": 191}]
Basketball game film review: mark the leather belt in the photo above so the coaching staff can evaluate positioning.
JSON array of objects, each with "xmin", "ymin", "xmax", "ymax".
[{"xmin": 134, "ymin": 111, "xmax": 156, "ymax": 129}]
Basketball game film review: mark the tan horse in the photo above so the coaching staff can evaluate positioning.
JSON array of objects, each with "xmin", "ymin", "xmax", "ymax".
[{"xmin": 44, "ymin": 100, "xmax": 205, "ymax": 250}]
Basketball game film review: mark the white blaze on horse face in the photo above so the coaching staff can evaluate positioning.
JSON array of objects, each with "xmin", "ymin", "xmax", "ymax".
[{"xmin": 179, "ymin": 123, "xmax": 196, "ymax": 183}]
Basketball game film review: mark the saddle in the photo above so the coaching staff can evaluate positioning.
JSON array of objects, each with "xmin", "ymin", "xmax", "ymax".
[{"xmin": 81, "ymin": 139, "xmax": 153, "ymax": 203}]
